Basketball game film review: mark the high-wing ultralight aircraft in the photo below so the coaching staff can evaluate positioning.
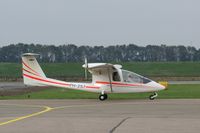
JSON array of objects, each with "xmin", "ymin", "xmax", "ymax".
[{"xmin": 22, "ymin": 53, "xmax": 166, "ymax": 101}]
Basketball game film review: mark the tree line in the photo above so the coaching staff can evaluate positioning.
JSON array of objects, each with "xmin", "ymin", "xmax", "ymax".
[{"xmin": 0, "ymin": 43, "xmax": 199, "ymax": 63}]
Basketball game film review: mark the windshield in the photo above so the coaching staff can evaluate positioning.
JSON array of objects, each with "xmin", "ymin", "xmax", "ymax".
[{"xmin": 122, "ymin": 70, "xmax": 151, "ymax": 84}]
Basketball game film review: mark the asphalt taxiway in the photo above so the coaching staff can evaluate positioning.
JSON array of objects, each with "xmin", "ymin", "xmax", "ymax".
[{"xmin": 0, "ymin": 99, "xmax": 200, "ymax": 133}]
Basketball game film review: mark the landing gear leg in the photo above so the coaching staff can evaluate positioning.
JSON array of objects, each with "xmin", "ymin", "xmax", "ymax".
[
  {"xmin": 149, "ymin": 92, "xmax": 158, "ymax": 100},
  {"xmin": 99, "ymin": 91, "xmax": 108, "ymax": 101}
]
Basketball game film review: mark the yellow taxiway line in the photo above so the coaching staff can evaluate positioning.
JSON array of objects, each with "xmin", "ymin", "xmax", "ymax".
[
  {"xmin": 0, "ymin": 103, "xmax": 110, "ymax": 126},
  {"xmin": 0, "ymin": 104, "xmax": 100, "ymax": 126},
  {"xmin": 0, "ymin": 102, "xmax": 148, "ymax": 126},
  {"xmin": 0, "ymin": 105, "xmax": 53, "ymax": 126}
]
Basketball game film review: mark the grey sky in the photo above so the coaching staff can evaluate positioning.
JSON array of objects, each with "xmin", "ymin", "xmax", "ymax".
[{"xmin": 0, "ymin": 0, "xmax": 199, "ymax": 48}]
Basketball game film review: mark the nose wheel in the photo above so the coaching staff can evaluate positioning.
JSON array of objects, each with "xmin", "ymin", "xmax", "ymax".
[
  {"xmin": 149, "ymin": 92, "xmax": 158, "ymax": 100},
  {"xmin": 99, "ymin": 94, "xmax": 108, "ymax": 101}
]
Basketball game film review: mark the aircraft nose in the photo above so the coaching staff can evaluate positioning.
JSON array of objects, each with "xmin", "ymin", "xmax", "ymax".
[
  {"xmin": 150, "ymin": 81, "xmax": 166, "ymax": 90},
  {"xmin": 156, "ymin": 83, "xmax": 166, "ymax": 90},
  {"xmin": 158, "ymin": 81, "xmax": 168, "ymax": 90},
  {"xmin": 147, "ymin": 81, "xmax": 166, "ymax": 91}
]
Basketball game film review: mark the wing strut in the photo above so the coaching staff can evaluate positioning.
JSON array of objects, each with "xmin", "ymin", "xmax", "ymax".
[{"xmin": 107, "ymin": 67, "xmax": 113, "ymax": 92}]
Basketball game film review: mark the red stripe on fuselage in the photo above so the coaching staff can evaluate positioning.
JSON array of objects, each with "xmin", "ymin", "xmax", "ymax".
[
  {"xmin": 22, "ymin": 60, "xmax": 40, "ymax": 75},
  {"xmin": 95, "ymin": 81, "xmax": 156, "ymax": 89},
  {"xmin": 85, "ymin": 86, "xmax": 99, "ymax": 89},
  {"xmin": 23, "ymin": 74, "xmax": 70, "ymax": 86},
  {"xmin": 96, "ymin": 81, "xmax": 142, "ymax": 87},
  {"xmin": 23, "ymin": 74, "xmax": 99, "ymax": 89}
]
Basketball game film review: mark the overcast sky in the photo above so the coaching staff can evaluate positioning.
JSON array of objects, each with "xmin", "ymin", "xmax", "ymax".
[{"xmin": 0, "ymin": 0, "xmax": 199, "ymax": 48}]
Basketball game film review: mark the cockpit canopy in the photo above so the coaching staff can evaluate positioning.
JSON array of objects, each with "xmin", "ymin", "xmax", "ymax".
[{"xmin": 121, "ymin": 70, "xmax": 151, "ymax": 84}]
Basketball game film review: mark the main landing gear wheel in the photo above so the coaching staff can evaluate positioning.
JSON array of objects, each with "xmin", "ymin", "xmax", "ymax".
[
  {"xmin": 99, "ymin": 94, "xmax": 108, "ymax": 101},
  {"xmin": 149, "ymin": 92, "xmax": 158, "ymax": 100}
]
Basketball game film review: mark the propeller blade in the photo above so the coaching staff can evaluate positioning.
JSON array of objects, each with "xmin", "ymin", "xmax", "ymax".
[{"xmin": 84, "ymin": 56, "xmax": 88, "ymax": 80}]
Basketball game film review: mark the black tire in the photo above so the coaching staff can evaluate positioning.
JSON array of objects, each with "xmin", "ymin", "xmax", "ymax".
[
  {"xmin": 149, "ymin": 95, "xmax": 155, "ymax": 100},
  {"xmin": 99, "ymin": 94, "xmax": 108, "ymax": 101},
  {"xmin": 99, "ymin": 94, "xmax": 105, "ymax": 101}
]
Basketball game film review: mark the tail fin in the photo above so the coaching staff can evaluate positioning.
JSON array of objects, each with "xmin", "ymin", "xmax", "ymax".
[{"xmin": 22, "ymin": 53, "xmax": 46, "ymax": 86}]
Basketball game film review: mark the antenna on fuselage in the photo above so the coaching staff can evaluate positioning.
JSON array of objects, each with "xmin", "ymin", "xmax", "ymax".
[{"xmin": 84, "ymin": 56, "xmax": 88, "ymax": 80}]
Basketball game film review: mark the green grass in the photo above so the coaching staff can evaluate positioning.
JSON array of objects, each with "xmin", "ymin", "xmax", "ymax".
[
  {"xmin": 1, "ymin": 62, "xmax": 200, "ymax": 78},
  {"xmin": 122, "ymin": 62, "xmax": 200, "ymax": 77},
  {"xmin": 0, "ymin": 63, "xmax": 22, "ymax": 78},
  {"xmin": 1, "ymin": 84, "xmax": 200, "ymax": 99}
]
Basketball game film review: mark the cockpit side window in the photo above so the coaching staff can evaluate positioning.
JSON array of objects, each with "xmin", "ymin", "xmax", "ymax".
[
  {"xmin": 113, "ymin": 72, "xmax": 120, "ymax": 81},
  {"xmin": 122, "ymin": 70, "xmax": 151, "ymax": 83}
]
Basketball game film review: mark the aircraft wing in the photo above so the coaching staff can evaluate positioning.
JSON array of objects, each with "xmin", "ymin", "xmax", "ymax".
[
  {"xmin": 82, "ymin": 63, "xmax": 122, "ymax": 70},
  {"xmin": 82, "ymin": 63, "xmax": 122, "ymax": 93}
]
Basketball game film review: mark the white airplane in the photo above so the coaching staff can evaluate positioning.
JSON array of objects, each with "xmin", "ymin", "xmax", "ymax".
[{"xmin": 22, "ymin": 53, "xmax": 166, "ymax": 101}]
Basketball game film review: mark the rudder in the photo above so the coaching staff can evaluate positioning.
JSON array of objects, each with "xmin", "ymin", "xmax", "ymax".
[{"xmin": 22, "ymin": 53, "xmax": 46, "ymax": 86}]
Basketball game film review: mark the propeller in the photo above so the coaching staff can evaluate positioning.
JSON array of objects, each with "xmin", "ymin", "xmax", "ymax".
[{"xmin": 84, "ymin": 56, "xmax": 88, "ymax": 80}]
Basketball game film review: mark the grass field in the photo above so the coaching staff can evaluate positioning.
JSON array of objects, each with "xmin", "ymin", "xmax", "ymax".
[
  {"xmin": 1, "ymin": 84, "xmax": 200, "ymax": 99},
  {"xmin": 1, "ymin": 62, "xmax": 200, "ymax": 78}
]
